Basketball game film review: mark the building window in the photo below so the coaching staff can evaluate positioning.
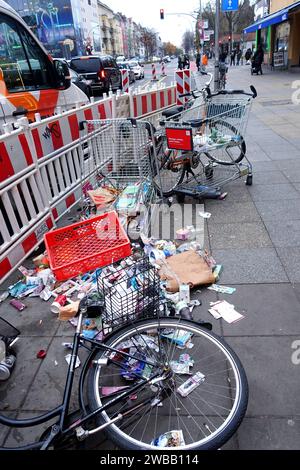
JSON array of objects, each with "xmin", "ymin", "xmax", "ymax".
[{"xmin": 88, "ymin": 0, "xmax": 91, "ymax": 4}]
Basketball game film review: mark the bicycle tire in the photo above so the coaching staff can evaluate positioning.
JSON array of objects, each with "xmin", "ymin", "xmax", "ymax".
[
  {"xmin": 153, "ymin": 137, "xmax": 185, "ymax": 197},
  {"xmin": 87, "ymin": 317, "xmax": 248, "ymax": 450},
  {"xmin": 203, "ymin": 120, "xmax": 246, "ymax": 166}
]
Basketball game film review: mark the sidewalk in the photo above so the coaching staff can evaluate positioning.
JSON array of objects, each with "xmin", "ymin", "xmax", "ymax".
[{"xmin": 1, "ymin": 65, "xmax": 300, "ymax": 450}]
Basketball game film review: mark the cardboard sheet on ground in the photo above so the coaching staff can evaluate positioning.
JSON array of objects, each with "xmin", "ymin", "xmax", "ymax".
[{"xmin": 157, "ymin": 251, "xmax": 215, "ymax": 292}]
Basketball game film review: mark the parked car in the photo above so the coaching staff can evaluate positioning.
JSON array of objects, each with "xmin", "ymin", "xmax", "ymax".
[
  {"xmin": 162, "ymin": 55, "xmax": 171, "ymax": 63},
  {"xmin": 69, "ymin": 68, "xmax": 92, "ymax": 99},
  {"xmin": 69, "ymin": 55, "xmax": 122, "ymax": 95},
  {"xmin": 128, "ymin": 61, "xmax": 144, "ymax": 79},
  {"xmin": 117, "ymin": 62, "xmax": 135, "ymax": 84}
]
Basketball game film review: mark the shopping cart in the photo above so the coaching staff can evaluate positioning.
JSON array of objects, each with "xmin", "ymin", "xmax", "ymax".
[
  {"xmin": 78, "ymin": 118, "xmax": 163, "ymax": 237},
  {"xmin": 157, "ymin": 87, "xmax": 256, "ymax": 198}
]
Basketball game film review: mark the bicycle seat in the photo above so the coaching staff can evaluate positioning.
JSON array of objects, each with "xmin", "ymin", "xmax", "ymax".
[
  {"xmin": 162, "ymin": 106, "xmax": 184, "ymax": 118},
  {"xmin": 182, "ymin": 119, "xmax": 204, "ymax": 128}
]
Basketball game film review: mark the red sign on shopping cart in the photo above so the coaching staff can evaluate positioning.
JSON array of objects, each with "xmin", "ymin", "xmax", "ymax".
[{"xmin": 165, "ymin": 127, "xmax": 193, "ymax": 151}]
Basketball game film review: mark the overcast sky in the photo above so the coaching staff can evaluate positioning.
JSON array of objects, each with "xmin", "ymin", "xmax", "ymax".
[{"xmin": 106, "ymin": 0, "xmax": 203, "ymax": 47}]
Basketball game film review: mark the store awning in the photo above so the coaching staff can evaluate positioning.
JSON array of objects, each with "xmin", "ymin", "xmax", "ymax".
[{"xmin": 244, "ymin": 1, "xmax": 300, "ymax": 33}]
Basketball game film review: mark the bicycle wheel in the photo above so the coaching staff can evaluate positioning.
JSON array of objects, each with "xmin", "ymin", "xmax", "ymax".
[
  {"xmin": 204, "ymin": 120, "xmax": 246, "ymax": 166},
  {"xmin": 153, "ymin": 137, "xmax": 185, "ymax": 197},
  {"xmin": 87, "ymin": 317, "xmax": 248, "ymax": 450}
]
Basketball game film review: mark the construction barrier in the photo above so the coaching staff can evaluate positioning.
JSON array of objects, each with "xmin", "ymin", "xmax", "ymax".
[
  {"xmin": 0, "ymin": 83, "xmax": 176, "ymax": 284},
  {"xmin": 121, "ymin": 69, "xmax": 129, "ymax": 93},
  {"xmin": 175, "ymin": 69, "xmax": 191, "ymax": 105},
  {"xmin": 151, "ymin": 63, "xmax": 157, "ymax": 81},
  {"xmin": 161, "ymin": 62, "xmax": 166, "ymax": 76}
]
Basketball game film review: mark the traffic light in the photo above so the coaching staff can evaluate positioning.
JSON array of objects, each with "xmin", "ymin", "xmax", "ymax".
[
  {"xmin": 160, "ymin": 9, "xmax": 164, "ymax": 19},
  {"xmin": 228, "ymin": 36, "xmax": 231, "ymax": 41}
]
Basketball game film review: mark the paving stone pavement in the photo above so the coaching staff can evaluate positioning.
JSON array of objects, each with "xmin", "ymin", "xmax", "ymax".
[{"xmin": 1, "ymin": 65, "xmax": 300, "ymax": 450}]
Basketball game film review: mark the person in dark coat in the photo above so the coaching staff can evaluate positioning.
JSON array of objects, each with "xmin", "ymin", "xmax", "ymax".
[
  {"xmin": 196, "ymin": 51, "xmax": 201, "ymax": 71},
  {"xmin": 245, "ymin": 48, "xmax": 252, "ymax": 64},
  {"xmin": 252, "ymin": 44, "xmax": 264, "ymax": 74},
  {"xmin": 230, "ymin": 48, "xmax": 236, "ymax": 66},
  {"xmin": 178, "ymin": 55, "xmax": 183, "ymax": 70}
]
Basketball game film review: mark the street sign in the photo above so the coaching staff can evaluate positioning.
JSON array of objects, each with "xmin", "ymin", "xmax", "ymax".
[{"xmin": 221, "ymin": 0, "xmax": 239, "ymax": 11}]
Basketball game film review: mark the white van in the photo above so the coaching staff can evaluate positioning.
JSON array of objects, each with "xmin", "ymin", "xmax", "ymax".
[{"xmin": 0, "ymin": 1, "xmax": 88, "ymax": 128}]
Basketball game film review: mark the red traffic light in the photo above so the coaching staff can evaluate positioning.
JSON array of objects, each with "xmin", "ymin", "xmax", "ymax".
[
  {"xmin": 228, "ymin": 36, "xmax": 231, "ymax": 41},
  {"xmin": 160, "ymin": 9, "xmax": 164, "ymax": 19}
]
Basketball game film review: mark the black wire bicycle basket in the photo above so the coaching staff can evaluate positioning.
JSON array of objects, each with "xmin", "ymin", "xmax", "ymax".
[{"xmin": 97, "ymin": 255, "xmax": 161, "ymax": 330}]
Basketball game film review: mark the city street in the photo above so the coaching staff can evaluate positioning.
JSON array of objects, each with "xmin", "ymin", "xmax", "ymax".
[{"xmin": 1, "ymin": 64, "xmax": 300, "ymax": 450}]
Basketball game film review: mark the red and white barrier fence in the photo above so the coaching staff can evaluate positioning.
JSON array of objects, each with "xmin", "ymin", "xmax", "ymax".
[
  {"xmin": 175, "ymin": 69, "xmax": 191, "ymax": 105},
  {"xmin": 151, "ymin": 63, "xmax": 157, "ymax": 81},
  {"xmin": 161, "ymin": 62, "xmax": 166, "ymax": 76},
  {"xmin": 121, "ymin": 69, "xmax": 129, "ymax": 93},
  {"xmin": 0, "ymin": 83, "xmax": 176, "ymax": 284}
]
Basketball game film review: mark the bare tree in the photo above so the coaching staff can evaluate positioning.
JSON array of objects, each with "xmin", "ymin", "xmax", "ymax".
[
  {"xmin": 182, "ymin": 30, "xmax": 194, "ymax": 54},
  {"xmin": 140, "ymin": 27, "xmax": 157, "ymax": 59}
]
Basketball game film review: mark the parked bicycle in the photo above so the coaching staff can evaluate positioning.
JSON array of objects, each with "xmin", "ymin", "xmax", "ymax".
[
  {"xmin": 153, "ymin": 81, "xmax": 257, "ymax": 197},
  {"xmin": 0, "ymin": 279, "xmax": 248, "ymax": 450}
]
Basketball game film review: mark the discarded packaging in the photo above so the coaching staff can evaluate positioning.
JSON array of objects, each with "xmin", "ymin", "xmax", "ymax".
[
  {"xmin": 9, "ymin": 299, "xmax": 26, "ymax": 311},
  {"xmin": 179, "ymin": 284, "xmax": 190, "ymax": 303},
  {"xmin": 65, "ymin": 354, "xmax": 81, "ymax": 369},
  {"xmin": 209, "ymin": 300, "xmax": 244, "ymax": 323},
  {"xmin": 152, "ymin": 430, "xmax": 185, "ymax": 448},
  {"xmin": 170, "ymin": 361, "xmax": 191, "ymax": 375},
  {"xmin": 199, "ymin": 211, "xmax": 211, "ymax": 219},
  {"xmin": 177, "ymin": 371, "xmax": 206, "ymax": 397},
  {"xmin": 36, "ymin": 350, "xmax": 47, "ymax": 359},
  {"xmin": 161, "ymin": 329, "xmax": 193, "ymax": 348},
  {"xmin": 208, "ymin": 284, "xmax": 236, "ymax": 295},
  {"xmin": 0, "ymin": 292, "xmax": 9, "ymax": 303},
  {"xmin": 58, "ymin": 301, "xmax": 80, "ymax": 321}
]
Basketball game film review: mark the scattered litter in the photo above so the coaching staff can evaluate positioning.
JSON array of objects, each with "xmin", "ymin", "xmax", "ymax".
[
  {"xmin": 177, "ymin": 371, "xmax": 206, "ymax": 397},
  {"xmin": 54, "ymin": 360, "xmax": 58, "ymax": 366},
  {"xmin": 213, "ymin": 265, "xmax": 223, "ymax": 281},
  {"xmin": 179, "ymin": 284, "xmax": 190, "ymax": 303},
  {"xmin": 39, "ymin": 320, "xmax": 43, "ymax": 326},
  {"xmin": 152, "ymin": 430, "xmax": 185, "ymax": 448},
  {"xmin": 160, "ymin": 329, "xmax": 193, "ymax": 348},
  {"xmin": 209, "ymin": 300, "xmax": 244, "ymax": 323},
  {"xmin": 50, "ymin": 294, "xmax": 68, "ymax": 314},
  {"xmin": 0, "ymin": 292, "xmax": 9, "ymax": 303},
  {"xmin": 179, "ymin": 353, "xmax": 194, "ymax": 367},
  {"xmin": 9, "ymin": 299, "xmax": 26, "ymax": 311},
  {"xmin": 208, "ymin": 284, "xmax": 236, "ymax": 295},
  {"xmin": 39, "ymin": 287, "xmax": 52, "ymax": 302},
  {"xmin": 199, "ymin": 211, "xmax": 211, "ymax": 219},
  {"xmin": 58, "ymin": 301, "xmax": 80, "ymax": 321},
  {"xmin": 176, "ymin": 228, "xmax": 190, "ymax": 241},
  {"xmin": 170, "ymin": 361, "xmax": 191, "ymax": 375},
  {"xmin": 36, "ymin": 350, "xmax": 47, "ymax": 359},
  {"xmin": 65, "ymin": 354, "xmax": 81, "ymax": 369}
]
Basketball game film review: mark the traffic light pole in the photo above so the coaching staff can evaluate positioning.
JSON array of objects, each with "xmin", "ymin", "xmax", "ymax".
[{"xmin": 214, "ymin": 0, "xmax": 220, "ymax": 91}]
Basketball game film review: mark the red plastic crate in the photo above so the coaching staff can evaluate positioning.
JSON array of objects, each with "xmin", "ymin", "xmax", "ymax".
[{"xmin": 44, "ymin": 211, "xmax": 131, "ymax": 281}]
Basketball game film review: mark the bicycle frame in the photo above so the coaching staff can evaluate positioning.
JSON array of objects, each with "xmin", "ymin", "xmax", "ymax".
[{"xmin": 0, "ymin": 311, "xmax": 162, "ymax": 450}]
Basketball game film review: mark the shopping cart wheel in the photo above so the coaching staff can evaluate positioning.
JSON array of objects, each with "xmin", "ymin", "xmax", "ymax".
[
  {"xmin": 176, "ymin": 193, "xmax": 185, "ymax": 203},
  {"xmin": 246, "ymin": 174, "xmax": 253, "ymax": 186},
  {"xmin": 205, "ymin": 167, "xmax": 214, "ymax": 180}
]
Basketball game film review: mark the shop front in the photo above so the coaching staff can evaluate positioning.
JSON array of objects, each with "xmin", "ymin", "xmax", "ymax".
[{"xmin": 244, "ymin": 1, "xmax": 300, "ymax": 70}]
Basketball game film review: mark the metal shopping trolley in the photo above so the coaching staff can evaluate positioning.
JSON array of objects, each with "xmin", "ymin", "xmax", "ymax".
[
  {"xmin": 78, "ymin": 118, "xmax": 163, "ymax": 237},
  {"xmin": 159, "ymin": 87, "xmax": 256, "ymax": 199}
]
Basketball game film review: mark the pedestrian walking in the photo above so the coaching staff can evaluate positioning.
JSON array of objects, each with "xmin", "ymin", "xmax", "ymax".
[
  {"xmin": 183, "ymin": 54, "xmax": 190, "ymax": 69},
  {"xmin": 196, "ymin": 51, "xmax": 201, "ymax": 72},
  {"xmin": 245, "ymin": 48, "xmax": 252, "ymax": 65},
  {"xmin": 230, "ymin": 48, "xmax": 236, "ymax": 66},
  {"xmin": 178, "ymin": 55, "xmax": 183, "ymax": 70},
  {"xmin": 236, "ymin": 49, "xmax": 242, "ymax": 66}
]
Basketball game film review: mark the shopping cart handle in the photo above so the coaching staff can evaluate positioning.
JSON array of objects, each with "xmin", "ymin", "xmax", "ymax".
[
  {"xmin": 250, "ymin": 85, "xmax": 257, "ymax": 98},
  {"xmin": 182, "ymin": 118, "xmax": 207, "ymax": 128},
  {"xmin": 179, "ymin": 92, "xmax": 192, "ymax": 97}
]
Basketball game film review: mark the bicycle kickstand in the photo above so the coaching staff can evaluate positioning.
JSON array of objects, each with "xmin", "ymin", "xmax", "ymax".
[{"xmin": 40, "ymin": 424, "xmax": 60, "ymax": 450}]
